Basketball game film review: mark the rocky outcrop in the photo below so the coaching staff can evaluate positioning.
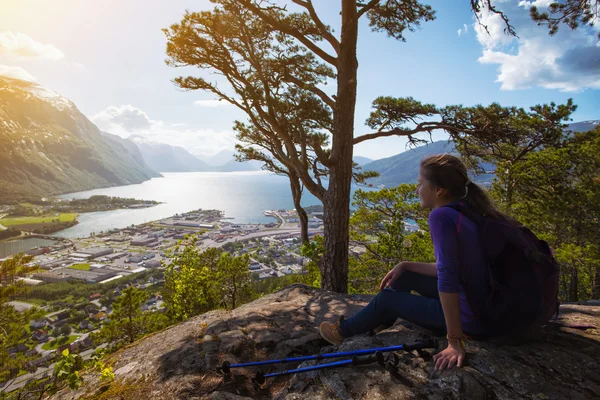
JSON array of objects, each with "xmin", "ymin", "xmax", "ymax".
[{"xmin": 51, "ymin": 285, "xmax": 600, "ymax": 400}]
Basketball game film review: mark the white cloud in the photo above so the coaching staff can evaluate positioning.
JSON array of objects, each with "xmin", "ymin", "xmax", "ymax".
[
  {"xmin": 193, "ymin": 99, "xmax": 230, "ymax": 107},
  {"xmin": 90, "ymin": 104, "xmax": 237, "ymax": 156},
  {"xmin": 518, "ymin": 0, "xmax": 554, "ymax": 8},
  {"xmin": 473, "ymin": 0, "xmax": 600, "ymax": 91},
  {"xmin": 473, "ymin": 5, "xmax": 516, "ymax": 49},
  {"xmin": 92, "ymin": 104, "xmax": 153, "ymax": 132},
  {"xmin": 458, "ymin": 23, "xmax": 469, "ymax": 37},
  {"xmin": 0, "ymin": 31, "xmax": 64, "ymax": 60},
  {"xmin": 0, "ymin": 64, "xmax": 37, "ymax": 82}
]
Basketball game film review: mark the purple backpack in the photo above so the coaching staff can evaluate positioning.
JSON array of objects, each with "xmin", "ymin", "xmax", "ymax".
[{"xmin": 445, "ymin": 203, "xmax": 560, "ymax": 336}]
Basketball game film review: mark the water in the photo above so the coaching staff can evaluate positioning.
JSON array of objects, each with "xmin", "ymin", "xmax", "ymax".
[
  {"xmin": 54, "ymin": 171, "xmax": 371, "ymax": 239},
  {"xmin": 0, "ymin": 237, "xmax": 59, "ymax": 258}
]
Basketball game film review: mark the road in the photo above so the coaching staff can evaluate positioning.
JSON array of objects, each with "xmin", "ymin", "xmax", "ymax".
[{"xmin": 201, "ymin": 226, "xmax": 322, "ymax": 249}]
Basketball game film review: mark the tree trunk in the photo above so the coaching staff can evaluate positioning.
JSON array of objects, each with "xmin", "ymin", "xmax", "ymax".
[
  {"xmin": 320, "ymin": 0, "xmax": 358, "ymax": 294},
  {"xmin": 232, "ymin": 282, "xmax": 237, "ymax": 310},
  {"xmin": 289, "ymin": 172, "xmax": 309, "ymax": 244},
  {"xmin": 569, "ymin": 269, "xmax": 579, "ymax": 302},
  {"xmin": 593, "ymin": 265, "xmax": 600, "ymax": 299}
]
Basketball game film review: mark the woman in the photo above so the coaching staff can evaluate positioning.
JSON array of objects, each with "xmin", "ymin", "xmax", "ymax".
[{"xmin": 319, "ymin": 154, "xmax": 513, "ymax": 371}]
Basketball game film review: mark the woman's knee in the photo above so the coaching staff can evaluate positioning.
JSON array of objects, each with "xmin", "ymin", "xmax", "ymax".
[{"xmin": 372, "ymin": 289, "xmax": 405, "ymax": 314}]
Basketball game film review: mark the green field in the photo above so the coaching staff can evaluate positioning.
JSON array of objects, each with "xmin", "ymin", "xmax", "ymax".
[
  {"xmin": 41, "ymin": 335, "xmax": 79, "ymax": 350},
  {"xmin": 0, "ymin": 213, "xmax": 78, "ymax": 226},
  {"xmin": 69, "ymin": 263, "xmax": 90, "ymax": 271}
]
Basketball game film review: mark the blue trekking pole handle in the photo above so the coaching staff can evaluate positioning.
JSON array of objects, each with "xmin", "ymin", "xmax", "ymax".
[
  {"xmin": 253, "ymin": 351, "xmax": 386, "ymax": 385},
  {"xmin": 218, "ymin": 338, "xmax": 437, "ymax": 374}
]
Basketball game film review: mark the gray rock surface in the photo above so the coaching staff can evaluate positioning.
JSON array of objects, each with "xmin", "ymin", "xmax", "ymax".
[{"xmin": 50, "ymin": 284, "xmax": 600, "ymax": 400}]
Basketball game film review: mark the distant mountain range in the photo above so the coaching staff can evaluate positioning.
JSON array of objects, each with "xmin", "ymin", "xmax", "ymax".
[
  {"xmin": 129, "ymin": 138, "xmax": 264, "ymax": 172},
  {"xmin": 131, "ymin": 140, "xmax": 375, "ymax": 173},
  {"xmin": 362, "ymin": 120, "xmax": 600, "ymax": 187},
  {"xmin": 0, "ymin": 76, "xmax": 161, "ymax": 203},
  {"xmin": 353, "ymin": 156, "xmax": 373, "ymax": 166}
]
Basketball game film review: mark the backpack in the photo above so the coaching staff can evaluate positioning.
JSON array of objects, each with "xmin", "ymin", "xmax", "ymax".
[{"xmin": 444, "ymin": 203, "xmax": 560, "ymax": 337}]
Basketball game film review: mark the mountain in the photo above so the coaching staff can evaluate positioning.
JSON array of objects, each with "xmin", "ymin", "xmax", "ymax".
[
  {"xmin": 362, "ymin": 120, "xmax": 599, "ymax": 188},
  {"xmin": 354, "ymin": 156, "xmax": 373, "ymax": 166},
  {"xmin": 362, "ymin": 140, "xmax": 458, "ymax": 187},
  {"xmin": 131, "ymin": 138, "xmax": 262, "ymax": 172},
  {"xmin": 566, "ymin": 120, "xmax": 600, "ymax": 133},
  {"xmin": 214, "ymin": 159, "xmax": 263, "ymax": 172},
  {"xmin": 130, "ymin": 137, "xmax": 212, "ymax": 172},
  {"xmin": 99, "ymin": 131, "xmax": 158, "ymax": 175},
  {"xmin": 0, "ymin": 76, "xmax": 160, "ymax": 203},
  {"xmin": 202, "ymin": 149, "xmax": 236, "ymax": 166}
]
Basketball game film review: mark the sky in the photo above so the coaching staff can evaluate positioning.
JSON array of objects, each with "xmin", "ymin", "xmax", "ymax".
[{"xmin": 0, "ymin": 0, "xmax": 598, "ymax": 160}]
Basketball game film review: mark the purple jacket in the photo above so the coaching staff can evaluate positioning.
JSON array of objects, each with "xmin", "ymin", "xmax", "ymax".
[{"xmin": 428, "ymin": 201, "xmax": 489, "ymax": 334}]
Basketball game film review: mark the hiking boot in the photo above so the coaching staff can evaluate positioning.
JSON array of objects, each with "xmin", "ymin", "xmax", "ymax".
[
  {"xmin": 373, "ymin": 324, "xmax": 391, "ymax": 334},
  {"xmin": 319, "ymin": 316, "xmax": 345, "ymax": 345}
]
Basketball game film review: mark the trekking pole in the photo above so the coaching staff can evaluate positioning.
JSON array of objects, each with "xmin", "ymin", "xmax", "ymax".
[
  {"xmin": 217, "ymin": 338, "xmax": 437, "ymax": 375},
  {"xmin": 253, "ymin": 351, "xmax": 387, "ymax": 385}
]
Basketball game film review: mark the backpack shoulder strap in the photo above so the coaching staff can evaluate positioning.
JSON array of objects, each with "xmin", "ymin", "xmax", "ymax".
[{"xmin": 443, "ymin": 203, "xmax": 485, "ymax": 228}]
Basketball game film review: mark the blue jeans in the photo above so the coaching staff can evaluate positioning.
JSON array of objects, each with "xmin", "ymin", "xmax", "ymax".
[{"xmin": 339, "ymin": 271, "xmax": 446, "ymax": 337}]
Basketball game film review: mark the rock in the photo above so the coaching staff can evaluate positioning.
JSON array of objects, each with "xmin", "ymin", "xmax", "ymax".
[
  {"xmin": 219, "ymin": 330, "xmax": 248, "ymax": 355},
  {"xmin": 49, "ymin": 284, "xmax": 600, "ymax": 400},
  {"xmin": 210, "ymin": 392, "xmax": 254, "ymax": 400}
]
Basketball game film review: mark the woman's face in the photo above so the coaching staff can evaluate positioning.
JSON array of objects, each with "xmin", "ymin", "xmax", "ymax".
[{"xmin": 417, "ymin": 169, "xmax": 438, "ymax": 209}]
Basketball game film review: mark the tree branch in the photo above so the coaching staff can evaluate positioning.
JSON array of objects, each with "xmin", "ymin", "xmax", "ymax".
[
  {"xmin": 357, "ymin": 0, "xmax": 380, "ymax": 19},
  {"xmin": 285, "ymin": 75, "xmax": 335, "ymax": 109},
  {"xmin": 352, "ymin": 122, "xmax": 463, "ymax": 145},
  {"xmin": 292, "ymin": 0, "xmax": 340, "ymax": 54},
  {"xmin": 471, "ymin": 0, "xmax": 518, "ymax": 38},
  {"xmin": 238, "ymin": 0, "xmax": 338, "ymax": 66}
]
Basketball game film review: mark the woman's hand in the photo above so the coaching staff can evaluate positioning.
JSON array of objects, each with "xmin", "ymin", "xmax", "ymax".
[
  {"xmin": 432, "ymin": 341, "xmax": 465, "ymax": 371},
  {"xmin": 379, "ymin": 262, "xmax": 405, "ymax": 291}
]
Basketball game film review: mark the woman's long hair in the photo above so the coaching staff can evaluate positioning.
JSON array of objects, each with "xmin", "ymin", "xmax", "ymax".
[{"xmin": 420, "ymin": 154, "xmax": 515, "ymax": 223}]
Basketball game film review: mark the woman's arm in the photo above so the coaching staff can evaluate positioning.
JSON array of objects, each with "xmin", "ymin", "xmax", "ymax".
[
  {"xmin": 402, "ymin": 261, "xmax": 437, "ymax": 277},
  {"xmin": 434, "ymin": 291, "xmax": 466, "ymax": 370},
  {"xmin": 428, "ymin": 208, "xmax": 466, "ymax": 370},
  {"xmin": 379, "ymin": 261, "xmax": 437, "ymax": 290}
]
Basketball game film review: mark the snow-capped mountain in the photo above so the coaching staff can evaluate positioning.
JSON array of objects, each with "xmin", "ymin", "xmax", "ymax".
[{"xmin": 0, "ymin": 76, "xmax": 160, "ymax": 202}]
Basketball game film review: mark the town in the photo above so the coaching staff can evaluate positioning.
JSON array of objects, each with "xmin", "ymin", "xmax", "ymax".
[{"xmin": 1, "ymin": 207, "xmax": 327, "ymax": 393}]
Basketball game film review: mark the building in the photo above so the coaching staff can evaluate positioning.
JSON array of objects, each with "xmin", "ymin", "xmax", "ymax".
[
  {"xmin": 143, "ymin": 260, "xmax": 161, "ymax": 268},
  {"xmin": 39, "ymin": 260, "xmax": 67, "ymax": 270},
  {"xmin": 32, "ymin": 272, "xmax": 69, "ymax": 283},
  {"xmin": 68, "ymin": 252, "xmax": 93, "ymax": 260},
  {"xmin": 79, "ymin": 320, "xmax": 94, "ymax": 331},
  {"xmin": 90, "ymin": 311, "xmax": 106, "ymax": 322},
  {"xmin": 30, "ymin": 319, "xmax": 47, "ymax": 330},
  {"xmin": 89, "ymin": 293, "xmax": 102, "ymax": 300},
  {"xmin": 130, "ymin": 237, "xmax": 158, "ymax": 246},
  {"xmin": 104, "ymin": 252, "xmax": 127, "ymax": 261},
  {"xmin": 18, "ymin": 277, "xmax": 43, "ymax": 286},
  {"xmin": 174, "ymin": 221, "xmax": 214, "ymax": 229},
  {"xmin": 34, "ymin": 269, "xmax": 118, "ymax": 284},
  {"xmin": 32, "ymin": 330, "xmax": 49, "ymax": 342},
  {"xmin": 77, "ymin": 247, "xmax": 114, "ymax": 259},
  {"xmin": 98, "ymin": 275, "xmax": 123, "ymax": 284},
  {"xmin": 249, "ymin": 262, "xmax": 261, "ymax": 271}
]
